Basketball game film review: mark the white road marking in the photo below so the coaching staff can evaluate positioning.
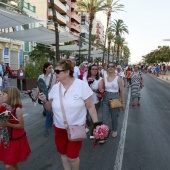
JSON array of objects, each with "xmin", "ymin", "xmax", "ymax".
[
  {"xmin": 114, "ymin": 88, "xmax": 131, "ymax": 170},
  {"xmin": 23, "ymin": 114, "xmax": 28, "ymax": 117}
]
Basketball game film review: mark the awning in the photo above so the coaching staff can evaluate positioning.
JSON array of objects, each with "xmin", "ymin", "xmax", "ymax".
[
  {"xmin": 0, "ymin": 27, "xmax": 78, "ymax": 44},
  {"xmin": 60, "ymin": 44, "xmax": 88, "ymax": 51},
  {"xmin": 0, "ymin": 7, "xmax": 41, "ymax": 29}
]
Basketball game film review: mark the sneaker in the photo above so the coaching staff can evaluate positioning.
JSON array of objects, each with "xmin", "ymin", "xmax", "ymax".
[
  {"xmin": 44, "ymin": 129, "xmax": 49, "ymax": 138},
  {"xmin": 86, "ymin": 128, "xmax": 89, "ymax": 133},
  {"xmin": 99, "ymin": 140, "xmax": 107, "ymax": 144},
  {"xmin": 89, "ymin": 136, "xmax": 94, "ymax": 139},
  {"xmin": 137, "ymin": 103, "xmax": 140, "ymax": 106},
  {"xmin": 112, "ymin": 131, "xmax": 117, "ymax": 138}
]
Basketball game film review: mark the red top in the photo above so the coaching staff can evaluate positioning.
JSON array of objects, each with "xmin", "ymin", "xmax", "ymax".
[{"xmin": 8, "ymin": 107, "xmax": 26, "ymax": 140}]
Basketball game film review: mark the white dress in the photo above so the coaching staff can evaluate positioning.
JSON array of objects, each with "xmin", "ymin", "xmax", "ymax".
[{"xmin": 83, "ymin": 76, "xmax": 103, "ymax": 104}]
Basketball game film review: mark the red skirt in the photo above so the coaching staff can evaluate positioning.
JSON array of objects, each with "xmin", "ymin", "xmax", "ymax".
[{"xmin": 0, "ymin": 135, "xmax": 31, "ymax": 165}]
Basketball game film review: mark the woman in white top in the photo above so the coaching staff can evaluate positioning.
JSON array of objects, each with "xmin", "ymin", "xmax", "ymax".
[
  {"xmin": 83, "ymin": 64, "xmax": 104, "ymax": 137},
  {"xmin": 37, "ymin": 62, "xmax": 56, "ymax": 138},
  {"xmin": 38, "ymin": 59, "xmax": 98, "ymax": 170},
  {"xmin": 102, "ymin": 63, "xmax": 125, "ymax": 138}
]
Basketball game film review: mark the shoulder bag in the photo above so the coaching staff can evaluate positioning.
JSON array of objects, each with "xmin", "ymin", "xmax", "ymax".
[
  {"xmin": 109, "ymin": 99, "xmax": 122, "ymax": 108},
  {"xmin": 59, "ymin": 84, "xmax": 86, "ymax": 141}
]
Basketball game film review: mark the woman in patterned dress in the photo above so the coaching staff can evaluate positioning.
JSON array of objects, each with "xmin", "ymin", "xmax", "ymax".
[{"xmin": 131, "ymin": 66, "xmax": 144, "ymax": 106}]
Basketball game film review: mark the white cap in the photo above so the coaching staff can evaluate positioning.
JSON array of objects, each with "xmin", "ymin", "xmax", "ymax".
[{"xmin": 117, "ymin": 65, "xmax": 122, "ymax": 69}]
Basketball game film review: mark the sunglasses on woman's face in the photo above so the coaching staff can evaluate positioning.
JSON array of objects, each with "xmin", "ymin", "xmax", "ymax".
[
  {"xmin": 107, "ymin": 65, "xmax": 115, "ymax": 68},
  {"xmin": 54, "ymin": 69, "xmax": 66, "ymax": 74}
]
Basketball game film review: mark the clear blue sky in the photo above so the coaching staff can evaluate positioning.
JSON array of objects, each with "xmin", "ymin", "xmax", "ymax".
[{"xmin": 112, "ymin": 0, "xmax": 170, "ymax": 64}]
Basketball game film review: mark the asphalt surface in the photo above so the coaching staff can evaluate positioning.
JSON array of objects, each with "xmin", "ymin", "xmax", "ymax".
[{"xmin": 0, "ymin": 74, "xmax": 170, "ymax": 170}]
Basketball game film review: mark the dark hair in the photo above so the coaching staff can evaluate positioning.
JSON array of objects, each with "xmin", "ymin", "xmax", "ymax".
[
  {"xmin": 56, "ymin": 59, "xmax": 74, "ymax": 77},
  {"xmin": 86, "ymin": 64, "xmax": 99, "ymax": 80},
  {"xmin": 43, "ymin": 62, "xmax": 52, "ymax": 74}
]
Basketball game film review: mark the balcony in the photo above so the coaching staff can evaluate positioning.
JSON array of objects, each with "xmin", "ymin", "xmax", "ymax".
[
  {"xmin": 47, "ymin": 22, "xmax": 66, "ymax": 32},
  {"xmin": 48, "ymin": 0, "xmax": 66, "ymax": 14},
  {"xmin": 81, "ymin": 21, "xmax": 89, "ymax": 28},
  {"xmin": 48, "ymin": 9, "xmax": 66, "ymax": 25},
  {"xmin": 71, "ymin": 13, "xmax": 81, "ymax": 23},
  {"xmin": 60, "ymin": 0, "xmax": 66, "ymax": 3},
  {"xmin": 71, "ymin": 3, "xmax": 76, "ymax": 9},
  {"xmin": 71, "ymin": 23, "xmax": 80, "ymax": 33}
]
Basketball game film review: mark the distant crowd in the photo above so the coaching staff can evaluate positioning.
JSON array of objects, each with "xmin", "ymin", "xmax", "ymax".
[{"xmin": 0, "ymin": 60, "xmax": 11, "ymax": 91}]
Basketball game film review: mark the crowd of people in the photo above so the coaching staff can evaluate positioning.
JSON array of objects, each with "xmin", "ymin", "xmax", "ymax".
[
  {"xmin": 0, "ymin": 59, "xmax": 146, "ymax": 170},
  {"xmin": 0, "ymin": 61, "xmax": 11, "ymax": 91}
]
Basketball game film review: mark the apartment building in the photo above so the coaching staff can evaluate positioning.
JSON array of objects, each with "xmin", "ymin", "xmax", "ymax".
[
  {"xmin": 96, "ymin": 21, "xmax": 104, "ymax": 45},
  {"xmin": 92, "ymin": 19, "xmax": 105, "ymax": 46},
  {"xmin": 25, "ymin": 0, "xmax": 81, "ymax": 35},
  {"xmin": 0, "ymin": 1, "xmax": 23, "ymax": 70}
]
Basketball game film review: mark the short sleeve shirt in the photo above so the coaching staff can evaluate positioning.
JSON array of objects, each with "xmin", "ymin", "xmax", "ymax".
[
  {"xmin": 48, "ymin": 79, "xmax": 93, "ymax": 128},
  {"xmin": 38, "ymin": 73, "xmax": 56, "ymax": 89},
  {"xmin": 73, "ymin": 66, "xmax": 80, "ymax": 79}
]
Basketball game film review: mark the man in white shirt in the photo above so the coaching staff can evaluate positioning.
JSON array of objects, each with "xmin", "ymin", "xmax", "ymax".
[{"xmin": 73, "ymin": 62, "xmax": 80, "ymax": 79}]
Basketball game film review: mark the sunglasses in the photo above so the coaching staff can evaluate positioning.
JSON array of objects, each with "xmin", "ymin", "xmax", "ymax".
[
  {"xmin": 91, "ymin": 68, "xmax": 98, "ymax": 70},
  {"xmin": 107, "ymin": 65, "xmax": 115, "ymax": 68},
  {"xmin": 54, "ymin": 69, "xmax": 66, "ymax": 74}
]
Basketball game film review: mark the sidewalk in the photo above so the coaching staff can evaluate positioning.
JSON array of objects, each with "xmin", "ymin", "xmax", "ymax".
[{"xmin": 148, "ymin": 72, "xmax": 170, "ymax": 84}]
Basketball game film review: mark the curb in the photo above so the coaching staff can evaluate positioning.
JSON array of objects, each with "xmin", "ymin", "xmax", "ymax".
[{"xmin": 148, "ymin": 73, "xmax": 170, "ymax": 85}]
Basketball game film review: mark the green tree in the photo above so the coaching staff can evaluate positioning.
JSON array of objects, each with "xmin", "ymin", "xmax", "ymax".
[
  {"xmin": 110, "ymin": 19, "xmax": 128, "ymax": 64},
  {"xmin": 102, "ymin": 0, "xmax": 124, "ymax": 64},
  {"xmin": 29, "ymin": 43, "xmax": 55, "ymax": 63},
  {"xmin": 75, "ymin": 0, "xmax": 108, "ymax": 63},
  {"xmin": 107, "ymin": 31, "xmax": 115, "ymax": 62}
]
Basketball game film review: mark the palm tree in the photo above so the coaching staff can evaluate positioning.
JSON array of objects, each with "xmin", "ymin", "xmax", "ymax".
[
  {"xmin": 102, "ymin": 0, "xmax": 124, "ymax": 65},
  {"xmin": 110, "ymin": 19, "xmax": 128, "ymax": 64},
  {"xmin": 75, "ymin": 0, "xmax": 108, "ymax": 63},
  {"xmin": 107, "ymin": 31, "xmax": 114, "ymax": 62},
  {"xmin": 50, "ymin": 0, "xmax": 60, "ymax": 63},
  {"xmin": 122, "ymin": 45, "xmax": 130, "ymax": 65}
]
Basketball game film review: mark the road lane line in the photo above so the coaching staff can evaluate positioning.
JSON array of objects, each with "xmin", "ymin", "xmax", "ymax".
[
  {"xmin": 114, "ymin": 88, "xmax": 131, "ymax": 170},
  {"xmin": 23, "ymin": 114, "xmax": 28, "ymax": 117}
]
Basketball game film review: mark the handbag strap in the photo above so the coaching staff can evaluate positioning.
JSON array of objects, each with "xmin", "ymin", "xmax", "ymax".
[{"xmin": 59, "ymin": 83, "xmax": 68, "ymax": 129}]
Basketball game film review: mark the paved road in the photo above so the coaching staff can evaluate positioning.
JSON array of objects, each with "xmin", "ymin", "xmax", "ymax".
[
  {"xmin": 0, "ymin": 74, "xmax": 170, "ymax": 170},
  {"xmin": 122, "ymin": 73, "xmax": 170, "ymax": 170}
]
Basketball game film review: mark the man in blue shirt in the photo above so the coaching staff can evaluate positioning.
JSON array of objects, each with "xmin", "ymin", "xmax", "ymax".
[{"xmin": 155, "ymin": 64, "xmax": 159, "ymax": 77}]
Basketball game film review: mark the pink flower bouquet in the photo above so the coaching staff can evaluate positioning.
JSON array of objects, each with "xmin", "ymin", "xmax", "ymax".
[
  {"xmin": 92, "ymin": 122, "xmax": 110, "ymax": 151},
  {"xmin": 93, "ymin": 124, "xmax": 109, "ymax": 140},
  {"xmin": 97, "ymin": 88, "xmax": 105, "ymax": 101},
  {"xmin": 87, "ymin": 77, "xmax": 94, "ymax": 86}
]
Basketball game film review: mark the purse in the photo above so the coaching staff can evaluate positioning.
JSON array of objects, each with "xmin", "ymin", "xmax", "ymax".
[
  {"xmin": 59, "ymin": 84, "xmax": 86, "ymax": 141},
  {"xmin": 109, "ymin": 99, "xmax": 122, "ymax": 108}
]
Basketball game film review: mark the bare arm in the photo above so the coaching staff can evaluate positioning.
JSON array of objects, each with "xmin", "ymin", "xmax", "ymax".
[
  {"xmin": 141, "ymin": 75, "xmax": 144, "ymax": 85},
  {"xmin": 85, "ymin": 96, "xmax": 98, "ymax": 123},
  {"xmin": 98, "ymin": 79, "xmax": 104, "ymax": 91},
  {"xmin": 38, "ymin": 93, "xmax": 53, "ymax": 111},
  {"xmin": 118, "ymin": 77, "xmax": 125, "ymax": 110}
]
